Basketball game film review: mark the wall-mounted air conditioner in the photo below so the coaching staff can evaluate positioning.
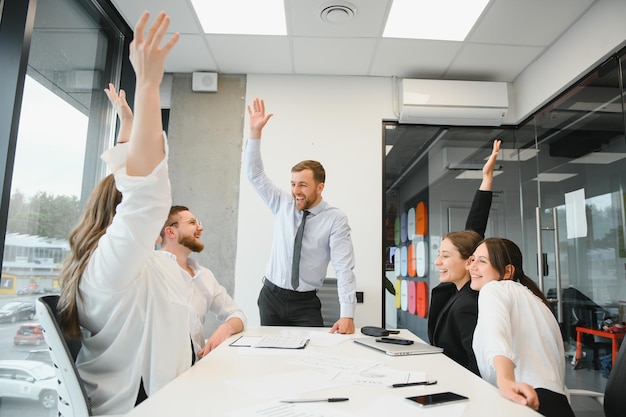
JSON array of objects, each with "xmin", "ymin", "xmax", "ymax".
[{"xmin": 399, "ymin": 79, "xmax": 509, "ymax": 126}]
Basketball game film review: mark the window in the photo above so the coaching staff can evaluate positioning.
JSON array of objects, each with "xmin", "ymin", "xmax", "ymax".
[{"xmin": 0, "ymin": 0, "xmax": 129, "ymax": 415}]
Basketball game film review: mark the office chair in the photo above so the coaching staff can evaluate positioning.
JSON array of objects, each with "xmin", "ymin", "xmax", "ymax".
[
  {"xmin": 318, "ymin": 278, "xmax": 340, "ymax": 327},
  {"xmin": 560, "ymin": 287, "xmax": 610, "ymax": 369},
  {"xmin": 36, "ymin": 295, "xmax": 92, "ymax": 417},
  {"xmin": 603, "ymin": 335, "xmax": 626, "ymax": 417}
]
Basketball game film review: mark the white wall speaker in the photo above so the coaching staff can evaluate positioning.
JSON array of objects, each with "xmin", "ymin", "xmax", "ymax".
[{"xmin": 192, "ymin": 72, "xmax": 218, "ymax": 92}]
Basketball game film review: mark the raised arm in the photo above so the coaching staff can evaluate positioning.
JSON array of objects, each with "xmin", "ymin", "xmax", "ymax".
[
  {"xmin": 479, "ymin": 139, "xmax": 501, "ymax": 191},
  {"xmin": 126, "ymin": 11, "xmax": 179, "ymax": 176},
  {"xmin": 465, "ymin": 139, "xmax": 501, "ymax": 236},
  {"xmin": 104, "ymin": 83, "xmax": 133, "ymax": 144},
  {"xmin": 248, "ymin": 98, "xmax": 273, "ymax": 139}
]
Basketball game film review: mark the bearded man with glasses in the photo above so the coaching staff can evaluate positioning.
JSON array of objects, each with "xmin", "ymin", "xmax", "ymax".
[{"xmin": 160, "ymin": 205, "xmax": 246, "ymax": 360}]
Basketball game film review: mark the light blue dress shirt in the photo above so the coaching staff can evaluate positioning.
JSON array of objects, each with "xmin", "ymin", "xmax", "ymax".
[{"xmin": 244, "ymin": 139, "xmax": 357, "ymax": 318}]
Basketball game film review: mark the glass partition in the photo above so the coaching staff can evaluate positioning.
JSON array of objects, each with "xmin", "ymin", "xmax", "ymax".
[{"xmin": 524, "ymin": 53, "xmax": 626, "ymax": 353}]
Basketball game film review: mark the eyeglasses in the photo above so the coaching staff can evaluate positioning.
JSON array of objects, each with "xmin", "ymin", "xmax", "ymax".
[{"xmin": 168, "ymin": 218, "xmax": 202, "ymax": 228}]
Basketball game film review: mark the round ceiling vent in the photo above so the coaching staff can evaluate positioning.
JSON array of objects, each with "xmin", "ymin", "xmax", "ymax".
[{"xmin": 320, "ymin": 3, "xmax": 356, "ymax": 24}]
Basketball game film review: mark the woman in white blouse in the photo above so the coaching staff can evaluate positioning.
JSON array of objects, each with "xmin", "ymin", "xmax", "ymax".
[
  {"xmin": 56, "ymin": 12, "xmax": 190, "ymax": 415},
  {"xmin": 469, "ymin": 237, "xmax": 575, "ymax": 417}
]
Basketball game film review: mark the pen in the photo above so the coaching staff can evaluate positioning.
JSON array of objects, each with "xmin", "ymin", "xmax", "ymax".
[
  {"xmin": 281, "ymin": 398, "xmax": 349, "ymax": 403},
  {"xmin": 391, "ymin": 379, "xmax": 437, "ymax": 388}
]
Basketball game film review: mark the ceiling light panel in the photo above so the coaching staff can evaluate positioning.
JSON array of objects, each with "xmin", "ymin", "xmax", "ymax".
[
  {"xmin": 383, "ymin": 0, "xmax": 490, "ymax": 41},
  {"xmin": 497, "ymin": 148, "xmax": 538, "ymax": 161},
  {"xmin": 191, "ymin": 0, "xmax": 287, "ymax": 35},
  {"xmin": 455, "ymin": 171, "xmax": 502, "ymax": 180},
  {"xmin": 533, "ymin": 173, "xmax": 578, "ymax": 182},
  {"xmin": 569, "ymin": 152, "xmax": 626, "ymax": 165}
]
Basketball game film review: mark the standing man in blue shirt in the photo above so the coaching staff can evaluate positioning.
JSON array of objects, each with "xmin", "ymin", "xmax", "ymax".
[{"xmin": 244, "ymin": 98, "xmax": 356, "ymax": 334}]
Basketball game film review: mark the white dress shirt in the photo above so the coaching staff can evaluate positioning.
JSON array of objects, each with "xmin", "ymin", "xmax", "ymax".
[
  {"xmin": 162, "ymin": 253, "xmax": 247, "ymax": 354},
  {"xmin": 244, "ymin": 138, "xmax": 357, "ymax": 318},
  {"xmin": 76, "ymin": 138, "xmax": 193, "ymax": 415}
]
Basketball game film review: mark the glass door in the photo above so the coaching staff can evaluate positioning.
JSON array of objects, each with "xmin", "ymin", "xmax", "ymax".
[{"xmin": 520, "ymin": 53, "xmax": 626, "ymax": 381}]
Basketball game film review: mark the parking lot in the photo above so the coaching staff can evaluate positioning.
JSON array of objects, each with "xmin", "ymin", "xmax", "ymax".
[{"xmin": 0, "ymin": 295, "xmax": 57, "ymax": 417}]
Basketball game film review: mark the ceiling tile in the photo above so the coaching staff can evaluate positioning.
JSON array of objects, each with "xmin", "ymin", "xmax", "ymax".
[
  {"xmin": 447, "ymin": 43, "xmax": 545, "ymax": 81},
  {"xmin": 292, "ymin": 37, "xmax": 377, "ymax": 75},
  {"xmin": 370, "ymin": 39, "xmax": 462, "ymax": 78},
  {"xmin": 469, "ymin": 0, "xmax": 595, "ymax": 46},
  {"xmin": 207, "ymin": 35, "xmax": 293, "ymax": 74},
  {"xmin": 165, "ymin": 35, "xmax": 217, "ymax": 73}
]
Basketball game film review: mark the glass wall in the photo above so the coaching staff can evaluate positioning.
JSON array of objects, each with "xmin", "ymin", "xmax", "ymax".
[
  {"xmin": 521, "ymin": 51, "xmax": 626, "ymax": 350},
  {"xmin": 384, "ymin": 47, "xmax": 626, "ymax": 393},
  {"xmin": 0, "ymin": 0, "xmax": 128, "ymax": 415}
]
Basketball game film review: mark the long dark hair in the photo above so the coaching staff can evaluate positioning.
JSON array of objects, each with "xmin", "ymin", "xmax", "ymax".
[{"xmin": 479, "ymin": 237, "xmax": 552, "ymax": 310}]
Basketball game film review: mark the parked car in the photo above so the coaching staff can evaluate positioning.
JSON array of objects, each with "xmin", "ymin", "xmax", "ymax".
[
  {"xmin": 24, "ymin": 348, "xmax": 53, "ymax": 366},
  {"xmin": 14, "ymin": 323, "xmax": 46, "ymax": 346},
  {"xmin": 0, "ymin": 360, "xmax": 57, "ymax": 408},
  {"xmin": 0, "ymin": 301, "xmax": 36, "ymax": 323},
  {"xmin": 16, "ymin": 288, "xmax": 46, "ymax": 295}
]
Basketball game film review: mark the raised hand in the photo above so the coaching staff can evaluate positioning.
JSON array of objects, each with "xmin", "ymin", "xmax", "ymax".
[
  {"xmin": 104, "ymin": 83, "xmax": 133, "ymax": 144},
  {"xmin": 104, "ymin": 83, "xmax": 132, "ymax": 121},
  {"xmin": 247, "ymin": 98, "xmax": 274, "ymax": 139},
  {"xmin": 126, "ymin": 11, "xmax": 179, "ymax": 176},
  {"xmin": 129, "ymin": 11, "xmax": 179, "ymax": 88},
  {"xmin": 480, "ymin": 139, "xmax": 501, "ymax": 191}
]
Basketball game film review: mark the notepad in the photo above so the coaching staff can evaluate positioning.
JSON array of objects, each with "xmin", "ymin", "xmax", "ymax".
[{"xmin": 229, "ymin": 335, "xmax": 310, "ymax": 349}]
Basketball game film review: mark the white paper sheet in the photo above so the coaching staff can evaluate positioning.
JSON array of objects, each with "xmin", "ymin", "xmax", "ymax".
[{"xmin": 565, "ymin": 188, "xmax": 587, "ymax": 239}]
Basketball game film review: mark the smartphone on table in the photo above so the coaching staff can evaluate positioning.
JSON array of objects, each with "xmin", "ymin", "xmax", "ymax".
[
  {"xmin": 375, "ymin": 337, "xmax": 414, "ymax": 345},
  {"xmin": 406, "ymin": 391, "xmax": 469, "ymax": 407}
]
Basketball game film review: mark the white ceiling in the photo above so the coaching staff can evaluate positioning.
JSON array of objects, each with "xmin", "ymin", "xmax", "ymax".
[{"xmin": 110, "ymin": 0, "xmax": 597, "ymax": 82}]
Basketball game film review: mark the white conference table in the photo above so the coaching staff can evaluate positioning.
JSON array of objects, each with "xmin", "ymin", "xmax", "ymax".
[{"xmin": 124, "ymin": 327, "xmax": 540, "ymax": 417}]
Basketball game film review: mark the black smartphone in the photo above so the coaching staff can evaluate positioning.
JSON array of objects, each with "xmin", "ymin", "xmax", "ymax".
[
  {"xmin": 406, "ymin": 392, "xmax": 469, "ymax": 407},
  {"xmin": 375, "ymin": 337, "xmax": 414, "ymax": 345}
]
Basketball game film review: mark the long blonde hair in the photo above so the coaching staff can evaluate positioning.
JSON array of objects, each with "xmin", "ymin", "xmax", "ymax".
[{"xmin": 58, "ymin": 174, "xmax": 122, "ymax": 338}]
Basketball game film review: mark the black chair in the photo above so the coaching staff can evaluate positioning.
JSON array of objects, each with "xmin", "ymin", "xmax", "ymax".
[
  {"xmin": 604, "ymin": 335, "xmax": 626, "ymax": 417},
  {"xmin": 560, "ymin": 287, "xmax": 611, "ymax": 369},
  {"xmin": 571, "ymin": 335, "xmax": 626, "ymax": 414}
]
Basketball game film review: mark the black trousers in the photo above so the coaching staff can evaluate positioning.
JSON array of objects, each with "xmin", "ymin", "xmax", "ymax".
[
  {"xmin": 535, "ymin": 388, "xmax": 575, "ymax": 417},
  {"xmin": 135, "ymin": 379, "xmax": 147, "ymax": 406},
  {"xmin": 258, "ymin": 279, "xmax": 324, "ymax": 327}
]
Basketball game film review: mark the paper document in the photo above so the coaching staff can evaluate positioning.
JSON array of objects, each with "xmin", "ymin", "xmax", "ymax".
[{"xmin": 230, "ymin": 335, "xmax": 309, "ymax": 349}]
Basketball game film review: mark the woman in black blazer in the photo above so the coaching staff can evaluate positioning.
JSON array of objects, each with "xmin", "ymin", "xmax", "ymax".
[{"xmin": 427, "ymin": 140, "xmax": 500, "ymax": 375}]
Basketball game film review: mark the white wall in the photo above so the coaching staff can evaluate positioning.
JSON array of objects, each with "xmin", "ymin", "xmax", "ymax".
[{"xmin": 234, "ymin": 75, "xmax": 395, "ymax": 327}]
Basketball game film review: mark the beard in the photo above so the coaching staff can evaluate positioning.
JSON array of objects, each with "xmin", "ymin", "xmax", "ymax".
[
  {"xmin": 294, "ymin": 193, "xmax": 318, "ymax": 210},
  {"xmin": 179, "ymin": 235, "xmax": 204, "ymax": 253}
]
